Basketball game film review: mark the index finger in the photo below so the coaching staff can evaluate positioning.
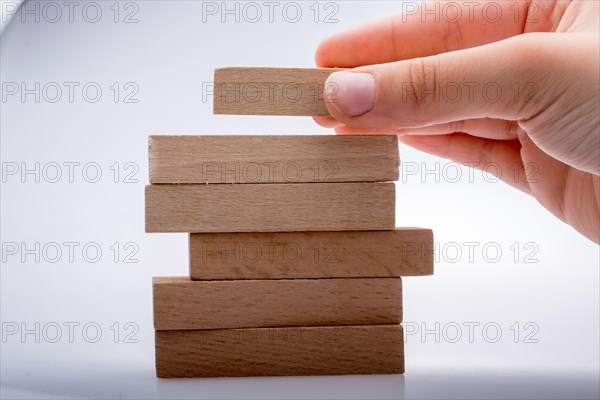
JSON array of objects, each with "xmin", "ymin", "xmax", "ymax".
[{"xmin": 315, "ymin": 0, "xmax": 560, "ymax": 67}]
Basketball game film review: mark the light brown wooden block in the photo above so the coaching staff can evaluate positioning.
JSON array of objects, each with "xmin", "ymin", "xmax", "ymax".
[
  {"xmin": 189, "ymin": 228, "xmax": 434, "ymax": 280},
  {"xmin": 153, "ymin": 277, "xmax": 402, "ymax": 330},
  {"xmin": 155, "ymin": 324, "xmax": 404, "ymax": 378},
  {"xmin": 145, "ymin": 182, "xmax": 395, "ymax": 233},
  {"xmin": 213, "ymin": 67, "xmax": 344, "ymax": 116},
  {"xmin": 148, "ymin": 135, "xmax": 399, "ymax": 184}
]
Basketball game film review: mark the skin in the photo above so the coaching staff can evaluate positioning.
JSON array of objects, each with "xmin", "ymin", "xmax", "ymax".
[{"xmin": 314, "ymin": 0, "xmax": 600, "ymax": 243}]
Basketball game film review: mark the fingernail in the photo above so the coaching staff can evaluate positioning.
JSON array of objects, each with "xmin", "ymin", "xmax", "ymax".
[{"xmin": 325, "ymin": 72, "xmax": 375, "ymax": 117}]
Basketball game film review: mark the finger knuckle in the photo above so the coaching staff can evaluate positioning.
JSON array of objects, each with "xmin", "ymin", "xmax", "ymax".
[{"xmin": 403, "ymin": 56, "xmax": 442, "ymax": 114}]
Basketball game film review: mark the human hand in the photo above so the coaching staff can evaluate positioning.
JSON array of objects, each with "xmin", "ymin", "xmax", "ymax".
[{"xmin": 314, "ymin": 0, "xmax": 600, "ymax": 243}]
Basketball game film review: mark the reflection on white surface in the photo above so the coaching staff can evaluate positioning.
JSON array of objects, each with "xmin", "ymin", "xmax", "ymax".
[{"xmin": 2, "ymin": 363, "xmax": 599, "ymax": 400}]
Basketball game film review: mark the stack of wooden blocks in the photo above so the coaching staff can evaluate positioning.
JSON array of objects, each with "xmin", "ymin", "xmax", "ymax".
[{"xmin": 145, "ymin": 68, "xmax": 434, "ymax": 378}]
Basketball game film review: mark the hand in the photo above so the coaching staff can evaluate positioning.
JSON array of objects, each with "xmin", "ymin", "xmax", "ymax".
[{"xmin": 315, "ymin": 0, "xmax": 600, "ymax": 243}]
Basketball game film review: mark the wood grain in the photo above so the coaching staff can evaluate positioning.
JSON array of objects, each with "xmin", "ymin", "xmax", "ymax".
[
  {"xmin": 148, "ymin": 135, "xmax": 399, "ymax": 184},
  {"xmin": 145, "ymin": 182, "xmax": 395, "ymax": 233},
  {"xmin": 189, "ymin": 228, "xmax": 434, "ymax": 279},
  {"xmin": 153, "ymin": 277, "xmax": 402, "ymax": 330},
  {"xmin": 155, "ymin": 324, "xmax": 404, "ymax": 378},
  {"xmin": 213, "ymin": 67, "xmax": 345, "ymax": 116}
]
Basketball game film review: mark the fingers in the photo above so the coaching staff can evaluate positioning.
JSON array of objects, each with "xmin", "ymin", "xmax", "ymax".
[
  {"xmin": 322, "ymin": 33, "xmax": 557, "ymax": 129},
  {"xmin": 315, "ymin": 1, "xmax": 561, "ymax": 68},
  {"xmin": 332, "ymin": 118, "xmax": 522, "ymax": 141},
  {"xmin": 518, "ymin": 134, "xmax": 600, "ymax": 243},
  {"xmin": 312, "ymin": 116, "xmax": 343, "ymax": 129},
  {"xmin": 399, "ymin": 134, "xmax": 530, "ymax": 194},
  {"xmin": 401, "ymin": 133, "xmax": 600, "ymax": 243}
]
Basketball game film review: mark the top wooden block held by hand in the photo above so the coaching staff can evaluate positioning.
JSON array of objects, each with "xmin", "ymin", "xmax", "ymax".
[
  {"xmin": 149, "ymin": 135, "xmax": 399, "ymax": 184},
  {"xmin": 213, "ymin": 67, "xmax": 344, "ymax": 116}
]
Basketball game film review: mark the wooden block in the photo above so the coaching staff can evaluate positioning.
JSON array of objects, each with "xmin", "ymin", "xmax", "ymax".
[
  {"xmin": 189, "ymin": 228, "xmax": 433, "ymax": 280},
  {"xmin": 155, "ymin": 324, "xmax": 404, "ymax": 378},
  {"xmin": 148, "ymin": 135, "xmax": 399, "ymax": 184},
  {"xmin": 145, "ymin": 182, "xmax": 395, "ymax": 233},
  {"xmin": 213, "ymin": 67, "xmax": 344, "ymax": 116},
  {"xmin": 153, "ymin": 277, "xmax": 402, "ymax": 330}
]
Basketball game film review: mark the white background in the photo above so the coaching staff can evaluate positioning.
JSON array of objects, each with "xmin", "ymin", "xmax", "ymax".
[{"xmin": 1, "ymin": 1, "xmax": 599, "ymax": 399}]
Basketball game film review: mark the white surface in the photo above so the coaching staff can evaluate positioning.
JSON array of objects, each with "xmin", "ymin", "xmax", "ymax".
[
  {"xmin": 1, "ymin": 1, "xmax": 599, "ymax": 399},
  {"xmin": 0, "ymin": 1, "xmax": 23, "ymax": 33}
]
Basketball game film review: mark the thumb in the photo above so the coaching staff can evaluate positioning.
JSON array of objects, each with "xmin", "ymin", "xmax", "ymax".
[{"xmin": 323, "ymin": 33, "xmax": 555, "ymax": 129}]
